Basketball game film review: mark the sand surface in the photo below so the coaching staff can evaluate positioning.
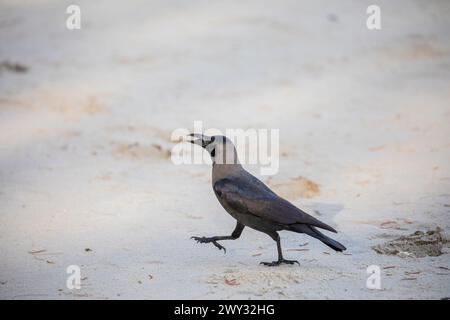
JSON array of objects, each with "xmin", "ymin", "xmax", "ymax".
[{"xmin": 1, "ymin": 0, "xmax": 450, "ymax": 299}]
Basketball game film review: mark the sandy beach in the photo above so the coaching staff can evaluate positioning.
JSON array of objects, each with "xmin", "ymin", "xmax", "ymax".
[{"xmin": 0, "ymin": 0, "xmax": 449, "ymax": 299}]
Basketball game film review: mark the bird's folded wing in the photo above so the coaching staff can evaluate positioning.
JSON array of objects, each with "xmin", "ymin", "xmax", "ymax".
[{"xmin": 214, "ymin": 178, "xmax": 337, "ymax": 233}]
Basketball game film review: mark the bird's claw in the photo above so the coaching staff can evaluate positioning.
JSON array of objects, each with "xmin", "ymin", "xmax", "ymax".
[
  {"xmin": 211, "ymin": 241, "xmax": 226, "ymax": 253},
  {"xmin": 260, "ymin": 259, "xmax": 300, "ymax": 267},
  {"xmin": 191, "ymin": 236, "xmax": 227, "ymax": 253}
]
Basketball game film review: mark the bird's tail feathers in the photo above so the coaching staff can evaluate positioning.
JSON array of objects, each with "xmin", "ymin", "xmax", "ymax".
[
  {"xmin": 317, "ymin": 232, "xmax": 346, "ymax": 252},
  {"xmin": 291, "ymin": 224, "xmax": 346, "ymax": 252}
]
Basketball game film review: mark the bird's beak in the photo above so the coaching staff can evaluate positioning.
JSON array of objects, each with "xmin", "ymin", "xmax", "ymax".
[{"xmin": 186, "ymin": 133, "xmax": 212, "ymax": 148}]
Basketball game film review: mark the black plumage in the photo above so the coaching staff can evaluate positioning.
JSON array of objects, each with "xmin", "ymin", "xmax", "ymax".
[{"xmin": 188, "ymin": 134, "xmax": 346, "ymax": 266}]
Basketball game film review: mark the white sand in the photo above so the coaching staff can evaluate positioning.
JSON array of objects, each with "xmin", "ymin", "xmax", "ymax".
[{"xmin": 0, "ymin": 0, "xmax": 449, "ymax": 299}]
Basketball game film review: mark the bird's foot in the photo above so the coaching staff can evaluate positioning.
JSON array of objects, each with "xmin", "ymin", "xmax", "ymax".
[
  {"xmin": 191, "ymin": 236, "xmax": 226, "ymax": 253},
  {"xmin": 260, "ymin": 258, "xmax": 300, "ymax": 267}
]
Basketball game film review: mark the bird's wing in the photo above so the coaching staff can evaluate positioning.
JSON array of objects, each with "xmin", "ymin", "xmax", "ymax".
[{"xmin": 214, "ymin": 178, "xmax": 337, "ymax": 233}]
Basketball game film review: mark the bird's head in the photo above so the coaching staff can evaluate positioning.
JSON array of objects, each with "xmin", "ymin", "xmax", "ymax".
[{"xmin": 187, "ymin": 133, "xmax": 239, "ymax": 165}]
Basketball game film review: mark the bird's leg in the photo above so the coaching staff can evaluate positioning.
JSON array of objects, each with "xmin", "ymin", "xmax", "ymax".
[
  {"xmin": 191, "ymin": 222, "xmax": 244, "ymax": 253},
  {"xmin": 260, "ymin": 232, "xmax": 300, "ymax": 266}
]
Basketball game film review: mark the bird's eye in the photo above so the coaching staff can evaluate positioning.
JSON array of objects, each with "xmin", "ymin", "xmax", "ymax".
[
  {"xmin": 210, "ymin": 136, "xmax": 215, "ymax": 143},
  {"xmin": 210, "ymin": 148, "xmax": 216, "ymax": 157}
]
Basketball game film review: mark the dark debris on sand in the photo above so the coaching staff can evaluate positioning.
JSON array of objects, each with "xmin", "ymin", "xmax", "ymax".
[{"xmin": 372, "ymin": 227, "xmax": 449, "ymax": 258}]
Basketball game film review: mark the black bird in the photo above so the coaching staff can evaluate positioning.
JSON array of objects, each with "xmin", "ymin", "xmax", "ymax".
[{"xmin": 188, "ymin": 134, "xmax": 346, "ymax": 266}]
